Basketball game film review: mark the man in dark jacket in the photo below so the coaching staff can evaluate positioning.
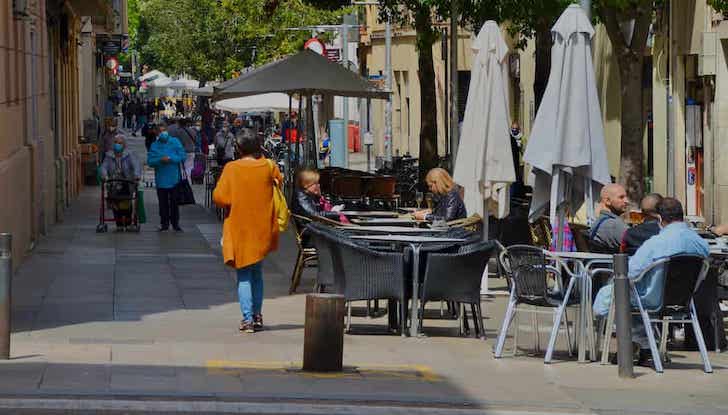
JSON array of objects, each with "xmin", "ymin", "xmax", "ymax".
[{"xmin": 621, "ymin": 193, "xmax": 663, "ymax": 255}]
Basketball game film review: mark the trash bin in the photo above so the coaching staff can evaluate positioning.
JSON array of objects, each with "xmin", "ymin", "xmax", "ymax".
[{"xmin": 348, "ymin": 122, "xmax": 360, "ymax": 152}]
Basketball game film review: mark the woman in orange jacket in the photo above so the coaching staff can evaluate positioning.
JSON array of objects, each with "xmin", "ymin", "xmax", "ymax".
[{"xmin": 213, "ymin": 128, "xmax": 282, "ymax": 333}]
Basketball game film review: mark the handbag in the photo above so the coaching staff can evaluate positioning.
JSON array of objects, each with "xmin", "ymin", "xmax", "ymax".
[
  {"xmin": 175, "ymin": 163, "xmax": 196, "ymax": 206},
  {"xmin": 268, "ymin": 160, "xmax": 289, "ymax": 232}
]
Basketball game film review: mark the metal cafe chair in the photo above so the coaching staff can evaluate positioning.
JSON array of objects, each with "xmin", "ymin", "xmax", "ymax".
[
  {"xmin": 599, "ymin": 254, "xmax": 712, "ymax": 373},
  {"xmin": 494, "ymin": 245, "xmax": 580, "ymax": 363}
]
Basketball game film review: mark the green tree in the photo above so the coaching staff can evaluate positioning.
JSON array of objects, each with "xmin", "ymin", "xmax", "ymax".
[
  {"xmin": 375, "ymin": 1, "xmax": 446, "ymax": 184},
  {"xmin": 133, "ymin": 0, "xmax": 344, "ymax": 83},
  {"xmin": 463, "ymin": 0, "xmax": 573, "ymax": 108},
  {"xmin": 594, "ymin": 0, "xmax": 653, "ymax": 200}
]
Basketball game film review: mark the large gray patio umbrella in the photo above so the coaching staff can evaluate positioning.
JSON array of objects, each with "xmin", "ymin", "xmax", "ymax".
[
  {"xmin": 523, "ymin": 4, "xmax": 611, "ymax": 249},
  {"xmin": 213, "ymin": 50, "xmax": 388, "ymax": 169},
  {"xmin": 453, "ymin": 21, "xmax": 515, "ymax": 238},
  {"xmin": 212, "ymin": 50, "xmax": 389, "ymax": 100}
]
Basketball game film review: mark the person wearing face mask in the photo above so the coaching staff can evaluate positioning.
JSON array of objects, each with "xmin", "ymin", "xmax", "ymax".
[
  {"xmin": 215, "ymin": 121, "xmax": 235, "ymax": 166},
  {"xmin": 100, "ymin": 135, "xmax": 142, "ymax": 230},
  {"xmin": 148, "ymin": 129, "xmax": 186, "ymax": 232}
]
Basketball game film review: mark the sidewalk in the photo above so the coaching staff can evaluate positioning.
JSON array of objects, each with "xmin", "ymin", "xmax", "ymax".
[{"xmin": 2, "ymin": 134, "xmax": 728, "ymax": 414}]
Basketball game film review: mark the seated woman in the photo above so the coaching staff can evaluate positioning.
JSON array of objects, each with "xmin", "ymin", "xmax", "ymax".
[
  {"xmin": 414, "ymin": 168, "xmax": 467, "ymax": 223},
  {"xmin": 291, "ymin": 169, "xmax": 348, "ymax": 224},
  {"xmin": 99, "ymin": 135, "xmax": 142, "ymax": 231}
]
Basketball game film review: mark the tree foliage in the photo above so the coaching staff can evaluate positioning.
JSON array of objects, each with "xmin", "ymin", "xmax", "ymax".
[{"xmin": 131, "ymin": 0, "xmax": 346, "ymax": 82}]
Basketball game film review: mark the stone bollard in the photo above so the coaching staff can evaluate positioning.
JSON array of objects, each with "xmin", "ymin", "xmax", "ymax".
[{"xmin": 303, "ymin": 293, "xmax": 345, "ymax": 372}]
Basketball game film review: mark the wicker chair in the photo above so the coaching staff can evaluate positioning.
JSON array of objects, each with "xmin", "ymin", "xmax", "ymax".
[
  {"xmin": 288, "ymin": 214, "xmax": 318, "ymax": 294},
  {"xmin": 418, "ymin": 241, "xmax": 498, "ymax": 339},
  {"xmin": 331, "ymin": 236, "xmax": 409, "ymax": 334},
  {"xmin": 306, "ymin": 223, "xmax": 348, "ymax": 293},
  {"xmin": 494, "ymin": 245, "xmax": 580, "ymax": 363}
]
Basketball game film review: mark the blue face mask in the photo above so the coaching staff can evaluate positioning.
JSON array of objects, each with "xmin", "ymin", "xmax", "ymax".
[
  {"xmin": 113, "ymin": 143, "xmax": 124, "ymax": 153},
  {"xmin": 159, "ymin": 132, "xmax": 169, "ymax": 142}
]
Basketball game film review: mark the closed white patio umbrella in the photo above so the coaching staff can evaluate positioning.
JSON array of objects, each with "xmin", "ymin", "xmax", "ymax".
[
  {"xmin": 453, "ymin": 21, "xmax": 516, "ymax": 238},
  {"xmin": 523, "ymin": 4, "xmax": 611, "ymax": 249}
]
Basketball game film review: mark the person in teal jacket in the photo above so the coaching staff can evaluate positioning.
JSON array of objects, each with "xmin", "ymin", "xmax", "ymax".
[{"xmin": 148, "ymin": 131, "xmax": 186, "ymax": 231}]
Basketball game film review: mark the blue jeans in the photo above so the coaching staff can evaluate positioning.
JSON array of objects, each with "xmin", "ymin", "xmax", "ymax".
[{"xmin": 237, "ymin": 262, "xmax": 263, "ymax": 322}]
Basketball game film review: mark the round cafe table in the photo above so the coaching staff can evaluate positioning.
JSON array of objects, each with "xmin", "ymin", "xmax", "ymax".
[{"xmin": 548, "ymin": 251, "xmax": 613, "ymax": 363}]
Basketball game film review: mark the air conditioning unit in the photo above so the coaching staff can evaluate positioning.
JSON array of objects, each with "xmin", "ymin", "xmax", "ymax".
[
  {"xmin": 12, "ymin": 0, "xmax": 29, "ymax": 18},
  {"xmin": 698, "ymin": 32, "xmax": 717, "ymax": 76}
]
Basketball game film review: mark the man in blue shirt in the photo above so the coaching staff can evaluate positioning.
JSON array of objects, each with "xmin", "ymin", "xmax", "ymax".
[
  {"xmin": 594, "ymin": 197, "xmax": 709, "ymax": 362},
  {"xmin": 148, "ymin": 130, "xmax": 186, "ymax": 231}
]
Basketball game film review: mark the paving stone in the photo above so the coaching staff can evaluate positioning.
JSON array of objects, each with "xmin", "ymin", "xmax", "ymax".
[
  {"xmin": 39, "ymin": 363, "xmax": 110, "ymax": 392},
  {"xmin": 111, "ymin": 365, "xmax": 177, "ymax": 392}
]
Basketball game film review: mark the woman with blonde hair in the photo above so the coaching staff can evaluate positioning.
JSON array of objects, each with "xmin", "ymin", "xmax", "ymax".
[
  {"xmin": 413, "ymin": 168, "xmax": 467, "ymax": 222},
  {"xmin": 291, "ymin": 169, "xmax": 347, "ymax": 222},
  {"xmin": 213, "ymin": 128, "xmax": 281, "ymax": 333}
]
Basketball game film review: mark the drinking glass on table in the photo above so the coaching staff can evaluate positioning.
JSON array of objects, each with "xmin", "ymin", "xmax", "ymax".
[
  {"xmin": 431, "ymin": 216, "xmax": 447, "ymax": 229},
  {"xmin": 415, "ymin": 191, "xmax": 423, "ymax": 209}
]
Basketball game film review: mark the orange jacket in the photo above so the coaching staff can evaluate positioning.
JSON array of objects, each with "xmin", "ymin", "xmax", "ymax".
[{"xmin": 213, "ymin": 158, "xmax": 282, "ymax": 269}]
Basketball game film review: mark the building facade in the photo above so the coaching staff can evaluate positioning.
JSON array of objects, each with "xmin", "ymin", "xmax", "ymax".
[
  {"xmin": 360, "ymin": 2, "xmax": 728, "ymax": 225},
  {"xmin": 0, "ymin": 0, "xmax": 126, "ymax": 268}
]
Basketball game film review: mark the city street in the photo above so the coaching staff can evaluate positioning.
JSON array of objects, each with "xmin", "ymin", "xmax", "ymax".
[{"xmin": 0, "ymin": 133, "xmax": 726, "ymax": 415}]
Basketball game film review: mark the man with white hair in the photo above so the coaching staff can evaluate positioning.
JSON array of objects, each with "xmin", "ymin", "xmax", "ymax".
[{"xmin": 589, "ymin": 183, "xmax": 629, "ymax": 252}]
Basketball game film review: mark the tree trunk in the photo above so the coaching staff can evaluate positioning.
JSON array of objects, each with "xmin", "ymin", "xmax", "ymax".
[
  {"xmin": 598, "ymin": 2, "xmax": 652, "ymax": 203},
  {"xmin": 617, "ymin": 56, "xmax": 645, "ymax": 200},
  {"xmin": 533, "ymin": 24, "xmax": 552, "ymax": 110},
  {"xmin": 414, "ymin": 8, "xmax": 439, "ymax": 188}
]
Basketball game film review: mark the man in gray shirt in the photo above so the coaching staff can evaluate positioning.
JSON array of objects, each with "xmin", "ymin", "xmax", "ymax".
[
  {"xmin": 167, "ymin": 118, "xmax": 197, "ymax": 183},
  {"xmin": 589, "ymin": 183, "xmax": 629, "ymax": 252}
]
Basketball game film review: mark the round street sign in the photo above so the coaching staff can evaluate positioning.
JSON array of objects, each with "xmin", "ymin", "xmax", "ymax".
[
  {"xmin": 106, "ymin": 57, "xmax": 119, "ymax": 71},
  {"xmin": 304, "ymin": 38, "xmax": 326, "ymax": 55}
]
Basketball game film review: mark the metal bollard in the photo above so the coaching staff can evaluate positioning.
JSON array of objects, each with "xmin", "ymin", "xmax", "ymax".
[
  {"xmin": 0, "ymin": 233, "xmax": 11, "ymax": 360},
  {"xmin": 613, "ymin": 254, "xmax": 633, "ymax": 378}
]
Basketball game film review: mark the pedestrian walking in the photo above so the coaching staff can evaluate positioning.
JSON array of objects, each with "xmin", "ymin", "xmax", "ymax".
[
  {"xmin": 122, "ymin": 99, "xmax": 132, "ymax": 129},
  {"xmin": 145, "ymin": 100, "xmax": 155, "ymax": 124},
  {"xmin": 214, "ymin": 120, "xmax": 235, "ymax": 166},
  {"xmin": 147, "ymin": 130, "xmax": 186, "ymax": 232},
  {"xmin": 213, "ymin": 129, "xmax": 282, "ymax": 333},
  {"xmin": 99, "ymin": 135, "xmax": 142, "ymax": 230},
  {"xmin": 167, "ymin": 118, "xmax": 197, "ymax": 183},
  {"xmin": 134, "ymin": 99, "xmax": 147, "ymax": 136}
]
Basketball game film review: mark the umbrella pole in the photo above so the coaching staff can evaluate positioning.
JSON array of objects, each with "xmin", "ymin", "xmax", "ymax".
[
  {"xmin": 585, "ymin": 175, "xmax": 595, "ymax": 226},
  {"xmin": 297, "ymin": 97, "xmax": 303, "ymax": 169},
  {"xmin": 481, "ymin": 199, "xmax": 491, "ymax": 295}
]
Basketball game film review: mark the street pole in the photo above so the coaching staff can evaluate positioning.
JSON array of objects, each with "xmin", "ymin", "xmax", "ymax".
[
  {"xmin": 449, "ymin": 0, "xmax": 459, "ymax": 169},
  {"xmin": 384, "ymin": 16, "xmax": 393, "ymax": 165},
  {"xmin": 0, "ymin": 233, "xmax": 11, "ymax": 360},
  {"xmin": 613, "ymin": 254, "xmax": 634, "ymax": 378},
  {"xmin": 342, "ymin": 22, "xmax": 350, "ymax": 168}
]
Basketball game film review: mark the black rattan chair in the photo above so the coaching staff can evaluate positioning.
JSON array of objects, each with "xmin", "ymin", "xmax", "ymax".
[
  {"xmin": 418, "ymin": 241, "xmax": 497, "ymax": 339},
  {"xmin": 331, "ymin": 236, "xmax": 408, "ymax": 334}
]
